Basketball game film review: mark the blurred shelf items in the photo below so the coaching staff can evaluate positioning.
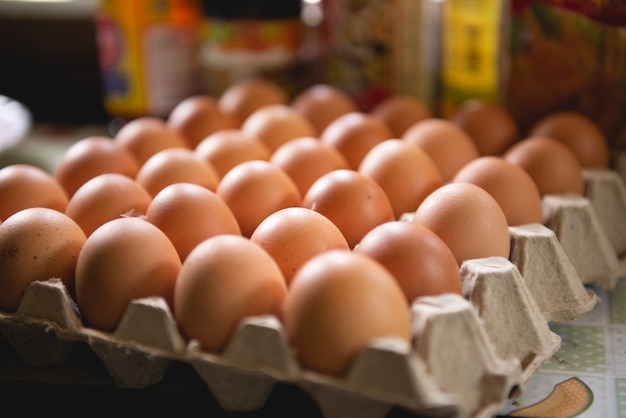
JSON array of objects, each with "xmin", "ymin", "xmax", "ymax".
[{"xmin": 0, "ymin": 0, "xmax": 624, "ymax": 153}]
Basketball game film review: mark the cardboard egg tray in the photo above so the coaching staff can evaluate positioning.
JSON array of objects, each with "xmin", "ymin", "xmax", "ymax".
[{"xmin": 1, "ymin": 165, "xmax": 625, "ymax": 418}]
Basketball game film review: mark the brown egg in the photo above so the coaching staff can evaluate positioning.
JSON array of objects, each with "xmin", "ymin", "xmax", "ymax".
[
  {"xmin": 0, "ymin": 164, "xmax": 69, "ymax": 220},
  {"xmin": 320, "ymin": 112, "xmax": 394, "ymax": 170},
  {"xmin": 218, "ymin": 77, "xmax": 288, "ymax": 127},
  {"xmin": 528, "ymin": 111, "xmax": 610, "ymax": 168},
  {"xmin": 370, "ymin": 95, "xmax": 432, "ymax": 137},
  {"xmin": 135, "ymin": 147, "xmax": 220, "ymax": 197},
  {"xmin": 174, "ymin": 234, "xmax": 287, "ymax": 352},
  {"xmin": 54, "ymin": 136, "xmax": 140, "ymax": 197},
  {"xmin": 241, "ymin": 104, "xmax": 318, "ymax": 152},
  {"xmin": 354, "ymin": 221, "xmax": 462, "ymax": 303},
  {"xmin": 249, "ymin": 207, "xmax": 350, "ymax": 285},
  {"xmin": 402, "ymin": 118, "xmax": 480, "ymax": 182},
  {"xmin": 145, "ymin": 182, "xmax": 241, "ymax": 261},
  {"xmin": 291, "ymin": 84, "xmax": 359, "ymax": 133},
  {"xmin": 65, "ymin": 173, "xmax": 152, "ymax": 236},
  {"xmin": 114, "ymin": 116, "xmax": 190, "ymax": 165},
  {"xmin": 216, "ymin": 160, "xmax": 302, "ymax": 237},
  {"xmin": 302, "ymin": 169, "xmax": 395, "ymax": 248},
  {"xmin": 166, "ymin": 95, "xmax": 238, "ymax": 148},
  {"xmin": 75, "ymin": 216, "xmax": 181, "ymax": 331},
  {"xmin": 449, "ymin": 100, "xmax": 520, "ymax": 156},
  {"xmin": 413, "ymin": 182, "xmax": 510, "ymax": 266},
  {"xmin": 194, "ymin": 129, "xmax": 271, "ymax": 179},
  {"xmin": 283, "ymin": 249, "xmax": 412, "ymax": 376},
  {"xmin": 358, "ymin": 139, "xmax": 444, "ymax": 219},
  {"xmin": 453, "ymin": 156, "xmax": 543, "ymax": 226},
  {"xmin": 0, "ymin": 207, "xmax": 86, "ymax": 311},
  {"xmin": 502, "ymin": 136, "xmax": 584, "ymax": 196},
  {"xmin": 270, "ymin": 136, "xmax": 350, "ymax": 196}
]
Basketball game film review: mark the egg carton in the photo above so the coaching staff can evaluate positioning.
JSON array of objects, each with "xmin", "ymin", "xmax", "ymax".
[
  {"xmin": 541, "ymin": 167, "xmax": 626, "ymax": 290},
  {"xmin": 6, "ymin": 169, "xmax": 626, "ymax": 418}
]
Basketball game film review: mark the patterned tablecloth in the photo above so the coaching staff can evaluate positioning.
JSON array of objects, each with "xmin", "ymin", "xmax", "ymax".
[{"xmin": 499, "ymin": 279, "xmax": 626, "ymax": 418}]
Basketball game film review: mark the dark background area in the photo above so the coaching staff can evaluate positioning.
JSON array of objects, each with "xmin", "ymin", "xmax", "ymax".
[{"xmin": 0, "ymin": 7, "xmax": 109, "ymax": 125}]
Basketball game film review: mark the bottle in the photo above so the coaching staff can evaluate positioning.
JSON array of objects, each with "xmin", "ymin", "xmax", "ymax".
[
  {"xmin": 95, "ymin": 0, "xmax": 203, "ymax": 119},
  {"xmin": 199, "ymin": 0, "xmax": 306, "ymax": 97}
]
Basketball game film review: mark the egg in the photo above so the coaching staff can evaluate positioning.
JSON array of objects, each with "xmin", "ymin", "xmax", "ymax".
[
  {"xmin": 402, "ymin": 118, "xmax": 480, "ymax": 182},
  {"xmin": 452, "ymin": 156, "xmax": 543, "ymax": 226},
  {"xmin": 528, "ymin": 111, "xmax": 610, "ymax": 168},
  {"xmin": 0, "ymin": 164, "xmax": 69, "ymax": 220},
  {"xmin": 135, "ymin": 147, "xmax": 220, "ymax": 197},
  {"xmin": 174, "ymin": 234, "xmax": 287, "ymax": 352},
  {"xmin": 114, "ymin": 116, "xmax": 190, "ymax": 165},
  {"xmin": 320, "ymin": 112, "xmax": 394, "ymax": 170},
  {"xmin": 283, "ymin": 249, "xmax": 412, "ymax": 376},
  {"xmin": 502, "ymin": 136, "xmax": 584, "ymax": 196},
  {"xmin": 166, "ymin": 94, "xmax": 238, "ymax": 148},
  {"xmin": 194, "ymin": 129, "xmax": 272, "ymax": 179},
  {"xmin": 0, "ymin": 207, "xmax": 86, "ymax": 311},
  {"xmin": 370, "ymin": 95, "xmax": 432, "ymax": 137},
  {"xmin": 249, "ymin": 207, "xmax": 350, "ymax": 285},
  {"xmin": 54, "ymin": 136, "xmax": 140, "ymax": 197},
  {"xmin": 449, "ymin": 100, "xmax": 520, "ymax": 156},
  {"xmin": 216, "ymin": 160, "xmax": 302, "ymax": 237},
  {"xmin": 241, "ymin": 104, "xmax": 318, "ymax": 152},
  {"xmin": 75, "ymin": 216, "xmax": 181, "ymax": 331},
  {"xmin": 302, "ymin": 169, "xmax": 395, "ymax": 248},
  {"xmin": 270, "ymin": 136, "xmax": 350, "ymax": 196},
  {"xmin": 290, "ymin": 83, "xmax": 359, "ymax": 133},
  {"xmin": 218, "ymin": 77, "xmax": 288, "ymax": 127},
  {"xmin": 145, "ymin": 182, "xmax": 241, "ymax": 261},
  {"xmin": 358, "ymin": 139, "xmax": 444, "ymax": 219},
  {"xmin": 65, "ymin": 173, "xmax": 152, "ymax": 236},
  {"xmin": 413, "ymin": 182, "xmax": 510, "ymax": 266},
  {"xmin": 354, "ymin": 221, "xmax": 462, "ymax": 303}
]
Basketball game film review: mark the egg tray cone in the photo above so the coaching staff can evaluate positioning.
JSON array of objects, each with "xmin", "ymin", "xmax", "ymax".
[{"xmin": 4, "ymin": 166, "xmax": 626, "ymax": 417}]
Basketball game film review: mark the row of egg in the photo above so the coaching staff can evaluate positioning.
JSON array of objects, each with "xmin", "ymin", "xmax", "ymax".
[{"xmin": 0, "ymin": 78, "xmax": 610, "ymax": 378}]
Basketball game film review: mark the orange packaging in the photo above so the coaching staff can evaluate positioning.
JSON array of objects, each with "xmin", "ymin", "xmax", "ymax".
[{"xmin": 95, "ymin": 0, "xmax": 202, "ymax": 119}]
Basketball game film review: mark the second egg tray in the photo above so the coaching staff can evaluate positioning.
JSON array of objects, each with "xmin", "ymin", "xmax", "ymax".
[{"xmin": 1, "ymin": 166, "xmax": 625, "ymax": 418}]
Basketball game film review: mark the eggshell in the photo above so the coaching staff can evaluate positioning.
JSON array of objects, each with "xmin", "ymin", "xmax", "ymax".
[
  {"xmin": 174, "ymin": 234, "xmax": 287, "ymax": 352},
  {"xmin": 249, "ymin": 207, "xmax": 350, "ymax": 284},
  {"xmin": 320, "ymin": 112, "xmax": 394, "ymax": 170},
  {"xmin": 216, "ymin": 160, "xmax": 302, "ymax": 237},
  {"xmin": 354, "ymin": 221, "xmax": 462, "ymax": 303},
  {"xmin": 502, "ymin": 136, "xmax": 585, "ymax": 196},
  {"xmin": 528, "ymin": 111, "xmax": 609, "ymax": 168},
  {"xmin": 0, "ymin": 164, "xmax": 69, "ymax": 220},
  {"xmin": 453, "ymin": 156, "xmax": 543, "ymax": 226},
  {"xmin": 65, "ymin": 173, "xmax": 152, "ymax": 236},
  {"xmin": 370, "ymin": 95, "xmax": 432, "ymax": 137},
  {"xmin": 135, "ymin": 147, "xmax": 220, "ymax": 197},
  {"xmin": 449, "ymin": 100, "xmax": 520, "ymax": 156},
  {"xmin": 358, "ymin": 139, "xmax": 444, "ymax": 219},
  {"xmin": 0, "ymin": 207, "xmax": 86, "ymax": 311},
  {"xmin": 413, "ymin": 182, "xmax": 510, "ymax": 266},
  {"xmin": 283, "ymin": 249, "xmax": 412, "ymax": 376},
  {"xmin": 166, "ymin": 95, "xmax": 238, "ymax": 148},
  {"xmin": 402, "ymin": 118, "xmax": 480, "ymax": 182},
  {"xmin": 270, "ymin": 136, "xmax": 350, "ymax": 196},
  {"xmin": 54, "ymin": 136, "xmax": 140, "ymax": 197},
  {"xmin": 75, "ymin": 216, "xmax": 181, "ymax": 332},
  {"xmin": 302, "ymin": 169, "xmax": 395, "ymax": 248},
  {"xmin": 194, "ymin": 129, "xmax": 272, "ymax": 179},
  {"xmin": 218, "ymin": 78, "xmax": 288, "ymax": 126},
  {"xmin": 241, "ymin": 104, "xmax": 317, "ymax": 152},
  {"xmin": 114, "ymin": 116, "xmax": 190, "ymax": 165},
  {"xmin": 291, "ymin": 83, "xmax": 359, "ymax": 133},
  {"xmin": 145, "ymin": 182, "xmax": 241, "ymax": 261}
]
